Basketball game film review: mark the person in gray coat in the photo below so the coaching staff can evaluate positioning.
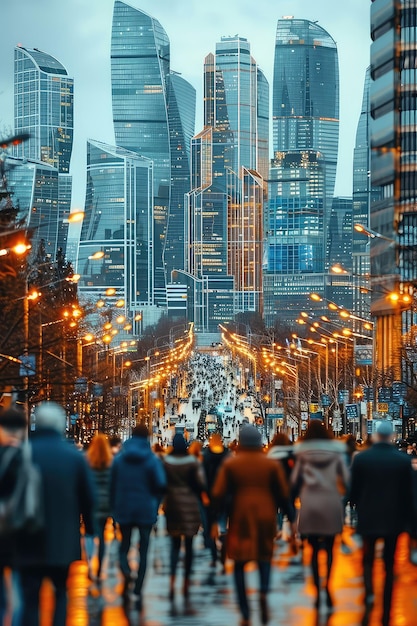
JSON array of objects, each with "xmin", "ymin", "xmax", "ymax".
[
  {"xmin": 291, "ymin": 421, "xmax": 349, "ymax": 611},
  {"xmin": 16, "ymin": 402, "xmax": 95, "ymax": 626},
  {"xmin": 110, "ymin": 424, "xmax": 166, "ymax": 614}
]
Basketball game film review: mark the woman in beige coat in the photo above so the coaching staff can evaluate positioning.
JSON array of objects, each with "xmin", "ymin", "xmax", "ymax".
[
  {"xmin": 291, "ymin": 421, "xmax": 350, "ymax": 611},
  {"xmin": 212, "ymin": 425, "xmax": 294, "ymax": 626}
]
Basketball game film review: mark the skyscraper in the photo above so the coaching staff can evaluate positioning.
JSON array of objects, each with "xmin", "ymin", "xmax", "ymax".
[
  {"xmin": 13, "ymin": 45, "xmax": 74, "ymax": 257},
  {"xmin": 111, "ymin": 1, "xmax": 195, "ymax": 305},
  {"xmin": 77, "ymin": 139, "xmax": 153, "ymax": 333},
  {"xmin": 187, "ymin": 35, "xmax": 268, "ymax": 328},
  {"xmin": 370, "ymin": 0, "xmax": 417, "ymax": 385},
  {"xmin": 264, "ymin": 18, "xmax": 340, "ymax": 325}
]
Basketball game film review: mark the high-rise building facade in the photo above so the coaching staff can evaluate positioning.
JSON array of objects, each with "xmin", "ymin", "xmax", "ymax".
[
  {"xmin": 111, "ymin": 1, "xmax": 195, "ymax": 305},
  {"xmin": 13, "ymin": 45, "xmax": 74, "ymax": 258},
  {"xmin": 77, "ymin": 140, "xmax": 153, "ymax": 335},
  {"xmin": 187, "ymin": 36, "xmax": 268, "ymax": 328},
  {"xmin": 370, "ymin": 0, "xmax": 417, "ymax": 384},
  {"xmin": 264, "ymin": 18, "xmax": 340, "ymax": 325}
]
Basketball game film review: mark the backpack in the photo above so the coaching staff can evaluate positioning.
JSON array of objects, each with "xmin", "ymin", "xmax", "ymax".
[{"xmin": 0, "ymin": 442, "xmax": 44, "ymax": 536}]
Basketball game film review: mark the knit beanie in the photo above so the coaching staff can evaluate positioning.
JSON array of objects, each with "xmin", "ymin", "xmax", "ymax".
[{"xmin": 239, "ymin": 425, "xmax": 262, "ymax": 449}]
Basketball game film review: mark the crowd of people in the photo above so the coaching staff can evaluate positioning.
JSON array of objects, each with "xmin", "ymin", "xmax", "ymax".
[{"xmin": 0, "ymin": 397, "xmax": 416, "ymax": 626}]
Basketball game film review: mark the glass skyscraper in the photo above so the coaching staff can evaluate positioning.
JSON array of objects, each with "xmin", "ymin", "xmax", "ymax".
[
  {"xmin": 77, "ymin": 140, "xmax": 153, "ymax": 334},
  {"xmin": 370, "ymin": 0, "xmax": 417, "ymax": 383},
  {"xmin": 187, "ymin": 36, "xmax": 268, "ymax": 327},
  {"xmin": 264, "ymin": 18, "xmax": 340, "ymax": 325},
  {"xmin": 13, "ymin": 45, "xmax": 74, "ymax": 258},
  {"xmin": 111, "ymin": 1, "xmax": 195, "ymax": 305}
]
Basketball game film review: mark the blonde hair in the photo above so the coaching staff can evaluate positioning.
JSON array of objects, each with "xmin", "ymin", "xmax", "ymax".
[{"xmin": 86, "ymin": 433, "xmax": 113, "ymax": 469}]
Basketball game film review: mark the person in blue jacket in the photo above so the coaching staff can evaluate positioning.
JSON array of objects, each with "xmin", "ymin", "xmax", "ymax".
[{"xmin": 110, "ymin": 424, "xmax": 166, "ymax": 614}]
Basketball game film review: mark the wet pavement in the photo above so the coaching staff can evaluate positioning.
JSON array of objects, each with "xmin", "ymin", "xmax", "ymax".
[{"xmin": 37, "ymin": 522, "xmax": 417, "ymax": 626}]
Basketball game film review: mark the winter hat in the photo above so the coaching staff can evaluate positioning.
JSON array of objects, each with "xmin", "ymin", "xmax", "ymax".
[
  {"xmin": 132, "ymin": 424, "xmax": 149, "ymax": 438},
  {"xmin": 172, "ymin": 433, "xmax": 188, "ymax": 455},
  {"xmin": 33, "ymin": 401, "xmax": 66, "ymax": 433},
  {"xmin": 239, "ymin": 425, "xmax": 262, "ymax": 449},
  {"xmin": 0, "ymin": 407, "xmax": 27, "ymax": 430},
  {"xmin": 376, "ymin": 420, "xmax": 393, "ymax": 437}
]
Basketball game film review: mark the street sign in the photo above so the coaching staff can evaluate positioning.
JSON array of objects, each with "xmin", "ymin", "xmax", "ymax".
[
  {"xmin": 19, "ymin": 354, "xmax": 36, "ymax": 377},
  {"xmin": 345, "ymin": 404, "xmax": 359, "ymax": 421},
  {"xmin": 377, "ymin": 402, "xmax": 389, "ymax": 413},
  {"xmin": 321, "ymin": 394, "xmax": 330, "ymax": 407},
  {"xmin": 332, "ymin": 417, "xmax": 342, "ymax": 432}
]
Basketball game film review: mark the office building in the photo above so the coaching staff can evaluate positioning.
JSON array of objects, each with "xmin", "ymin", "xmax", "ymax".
[
  {"xmin": 370, "ymin": 0, "xmax": 417, "ymax": 385},
  {"xmin": 77, "ymin": 139, "xmax": 153, "ymax": 338},
  {"xmin": 111, "ymin": 1, "xmax": 195, "ymax": 305},
  {"xmin": 13, "ymin": 45, "xmax": 74, "ymax": 257},
  {"xmin": 264, "ymin": 18, "xmax": 340, "ymax": 325},
  {"xmin": 187, "ymin": 36, "xmax": 268, "ymax": 328}
]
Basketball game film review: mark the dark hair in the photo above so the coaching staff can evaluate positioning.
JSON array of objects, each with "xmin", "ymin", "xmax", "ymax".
[
  {"xmin": 132, "ymin": 424, "xmax": 149, "ymax": 439},
  {"xmin": 270, "ymin": 433, "xmax": 291, "ymax": 447},
  {"xmin": 303, "ymin": 420, "xmax": 333, "ymax": 441},
  {"xmin": 109, "ymin": 435, "xmax": 122, "ymax": 447},
  {"xmin": 0, "ymin": 407, "xmax": 27, "ymax": 430}
]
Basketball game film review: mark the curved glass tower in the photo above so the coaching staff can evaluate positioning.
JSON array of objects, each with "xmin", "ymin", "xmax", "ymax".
[
  {"xmin": 14, "ymin": 46, "xmax": 74, "ymax": 173},
  {"xmin": 111, "ymin": 1, "xmax": 195, "ymax": 302},
  {"xmin": 273, "ymin": 18, "xmax": 339, "ymax": 212},
  {"xmin": 13, "ymin": 45, "xmax": 74, "ymax": 257}
]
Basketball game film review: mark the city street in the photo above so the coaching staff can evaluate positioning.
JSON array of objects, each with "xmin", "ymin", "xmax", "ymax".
[{"xmin": 38, "ymin": 523, "xmax": 417, "ymax": 625}]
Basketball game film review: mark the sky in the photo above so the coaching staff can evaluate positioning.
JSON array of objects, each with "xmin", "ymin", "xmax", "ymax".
[{"xmin": 0, "ymin": 0, "xmax": 370, "ymax": 210}]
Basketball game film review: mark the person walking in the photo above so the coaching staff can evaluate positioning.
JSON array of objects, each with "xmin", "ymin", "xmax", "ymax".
[
  {"xmin": 211, "ymin": 424, "xmax": 295, "ymax": 626},
  {"xmin": 350, "ymin": 421, "xmax": 415, "ymax": 626},
  {"xmin": 290, "ymin": 420, "xmax": 350, "ymax": 611},
  {"xmin": 202, "ymin": 433, "xmax": 229, "ymax": 571},
  {"xmin": 16, "ymin": 401, "xmax": 95, "ymax": 626},
  {"xmin": 162, "ymin": 433, "xmax": 206, "ymax": 607},
  {"xmin": 110, "ymin": 424, "xmax": 166, "ymax": 614},
  {"xmin": 0, "ymin": 407, "xmax": 27, "ymax": 626},
  {"xmin": 85, "ymin": 433, "xmax": 113, "ymax": 586}
]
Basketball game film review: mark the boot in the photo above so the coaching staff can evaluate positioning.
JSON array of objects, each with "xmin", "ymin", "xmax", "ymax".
[{"xmin": 169, "ymin": 575, "xmax": 175, "ymax": 603}]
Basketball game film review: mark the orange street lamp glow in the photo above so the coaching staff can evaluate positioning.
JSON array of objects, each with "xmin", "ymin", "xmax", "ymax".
[
  {"xmin": 105, "ymin": 288, "xmax": 116, "ymax": 296},
  {"xmin": 115, "ymin": 299, "xmax": 125, "ymax": 308},
  {"xmin": 89, "ymin": 251, "xmax": 104, "ymax": 260}
]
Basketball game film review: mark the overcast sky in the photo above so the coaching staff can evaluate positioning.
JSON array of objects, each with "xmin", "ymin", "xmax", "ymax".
[{"xmin": 1, "ymin": 0, "xmax": 370, "ymax": 209}]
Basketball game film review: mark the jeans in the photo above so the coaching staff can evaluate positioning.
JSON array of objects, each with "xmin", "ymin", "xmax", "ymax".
[
  {"xmin": 170, "ymin": 535, "xmax": 194, "ymax": 579},
  {"xmin": 362, "ymin": 534, "xmax": 398, "ymax": 625},
  {"xmin": 19, "ymin": 565, "xmax": 69, "ymax": 626},
  {"xmin": 234, "ymin": 560, "xmax": 271, "ymax": 620},
  {"xmin": 119, "ymin": 524, "xmax": 152, "ymax": 597}
]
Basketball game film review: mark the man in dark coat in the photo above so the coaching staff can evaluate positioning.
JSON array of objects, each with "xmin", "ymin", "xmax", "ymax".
[
  {"xmin": 110, "ymin": 424, "xmax": 166, "ymax": 613},
  {"xmin": 350, "ymin": 420, "xmax": 415, "ymax": 626},
  {"xmin": 16, "ymin": 401, "xmax": 95, "ymax": 626}
]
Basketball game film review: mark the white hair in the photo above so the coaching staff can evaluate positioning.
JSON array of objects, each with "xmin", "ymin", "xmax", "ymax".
[{"xmin": 33, "ymin": 402, "xmax": 66, "ymax": 433}]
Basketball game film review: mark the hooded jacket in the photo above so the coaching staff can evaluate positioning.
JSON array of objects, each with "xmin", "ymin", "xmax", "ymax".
[
  {"xmin": 291, "ymin": 440, "xmax": 350, "ymax": 536},
  {"xmin": 110, "ymin": 436, "xmax": 166, "ymax": 526}
]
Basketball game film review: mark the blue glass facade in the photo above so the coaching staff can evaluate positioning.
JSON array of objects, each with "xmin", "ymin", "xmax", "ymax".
[
  {"xmin": 77, "ymin": 140, "xmax": 153, "ymax": 328},
  {"xmin": 111, "ymin": 1, "xmax": 195, "ymax": 304},
  {"xmin": 264, "ymin": 18, "xmax": 340, "ymax": 326},
  {"xmin": 13, "ymin": 45, "xmax": 74, "ymax": 258},
  {"xmin": 14, "ymin": 46, "xmax": 74, "ymax": 174},
  {"xmin": 272, "ymin": 19, "xmax": 339, "ymax": 213},
  {"xmin": 7, "ymin": 156, "xmax": 59, "ymax": 260}
]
